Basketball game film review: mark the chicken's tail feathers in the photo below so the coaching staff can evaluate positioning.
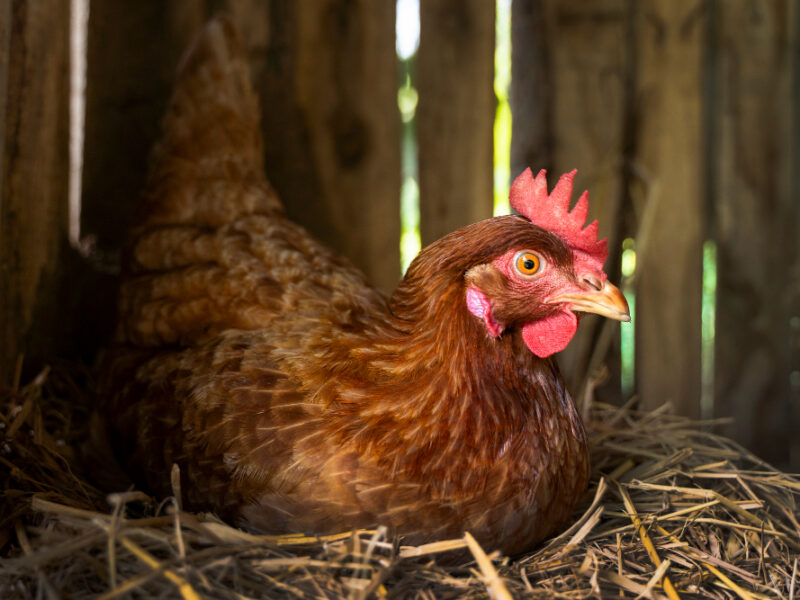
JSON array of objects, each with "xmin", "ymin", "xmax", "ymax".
[{"xmin": 134, "ymin": 15, "xmax": 281, "ymax": 232}]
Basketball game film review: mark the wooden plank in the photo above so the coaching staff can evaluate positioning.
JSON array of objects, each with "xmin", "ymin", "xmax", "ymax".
[
  {"xmin": 511, "ymin": 0, "xmax": 552, "ymax": 178},
  {"xmin": 417, "ymin": 0, "xmax": 494, "ymax": 246},
  {"xmin": 793, "ymin": 6, "xmax": 800, "ymax": 473},
  {"xmin": 712, "ymin": 0, "xmax": 797, "ymax": 468},
  {"xmin": 289, "ymin": 0, "xmax": 401, "ymax": 292},
  {"xmin": 0, "ymin": 0, "xmax": 10, "ymax": 202},
  {"xmin": 0, "ymin": 0, "xmax": 71, "ymax": 383},
  {"xmin": 512, "ymin": 0, "xmax": 631, "ymax": 398},
  {"xmin": 633, "ymin": 0, "xmax": 704, "ymax": 416}
]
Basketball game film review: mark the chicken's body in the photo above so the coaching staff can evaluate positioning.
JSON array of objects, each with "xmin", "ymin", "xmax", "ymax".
[{"xmin": 102, "ymin": 18, "xmax": 627, "ymax": 555}]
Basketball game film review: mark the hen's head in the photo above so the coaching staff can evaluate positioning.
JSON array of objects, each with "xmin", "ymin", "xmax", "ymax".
[{"xmin": 463, "ymin": 168, "xmax": 629, "ymax": 357}]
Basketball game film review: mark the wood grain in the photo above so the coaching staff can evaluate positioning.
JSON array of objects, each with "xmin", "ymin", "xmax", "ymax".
[
  {"xmin": 0, "ymin": 1, "xmax": 10, "ymax": 211},
  {"xmin": 633, "ymin": 0, "xmax": 705, "ymax": 416},
  {"xmin": 711, "ymin": 0, "xmax": 798, "ymax": 467},
  {"xmin": 291, "ymin": 0, "xmax": 401, "ymax": 292},
  {"xmin": 417, "ymin": 0, "xmax": 495, "ymax": 247},
  {"xmin": 510, "ymin": 0, "xmax": 552, "ymax": 178},
  {"xmin": 0, "ymin": 0, "xmax": 71, "ymax": 383}
]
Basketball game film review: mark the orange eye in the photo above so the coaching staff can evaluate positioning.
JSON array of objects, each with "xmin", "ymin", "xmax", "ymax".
[{"xmin": 514, "ymin": 251, "xmax": 541, "ymax": 277}]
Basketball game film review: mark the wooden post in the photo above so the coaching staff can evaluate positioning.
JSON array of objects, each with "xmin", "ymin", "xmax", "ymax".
[
  {"xmin": 0, "ymin": 0, "xmax": 71, "ymax": 383},
  {"xmin": 511, "ymin": 0, "xmax": 631, "ymax": 398},
  {"xmin": 712, "ymin": 0, "xmax": 798, "ymax": 468},
  {"xmin": 0, "ymin": 1, "xmax": 10, "ymax": 214},
  {"xmin": 633, "ymin": 0, "xmax": 705, "ymax": 417},
  {"xmin": 511, "ymin": 0, "xmax": 552, "ymax": 178},
  {"xmin": 289, "ymin": 0, "xmax": 401, "ymax": 292},
  {"xmin": 417, "ymin": 0, "xmax": 495, "ymax": 246}
]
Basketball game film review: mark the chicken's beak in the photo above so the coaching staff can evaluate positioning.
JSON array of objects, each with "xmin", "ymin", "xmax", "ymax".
[{"xmin": 549, "ymin": 280, "xmax": 631, "ymax": 322}]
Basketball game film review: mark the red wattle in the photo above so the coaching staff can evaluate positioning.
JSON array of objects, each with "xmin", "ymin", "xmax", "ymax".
[{"xmin": 521, "ymin": 310, "xmax": 578, "ymax": 357}]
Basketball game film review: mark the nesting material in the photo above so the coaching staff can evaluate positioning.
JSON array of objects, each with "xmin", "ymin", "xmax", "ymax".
[{"xmin": 1, "ymin": 365, "xmax": 798, "ymax": 599}]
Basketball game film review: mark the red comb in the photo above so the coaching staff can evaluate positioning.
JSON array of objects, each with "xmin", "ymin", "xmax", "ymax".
[{"xmin": 510, "ymin": 168, "xmax": 608, "ymax": 266}]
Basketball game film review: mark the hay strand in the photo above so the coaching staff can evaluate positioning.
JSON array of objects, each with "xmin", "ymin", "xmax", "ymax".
[
  {"xmin": 464, "ymin": 531, "xmax": 513, "ymax": 600},
  {"xmin": 617, "ymin": 483, "xmax": 680, "ymax": 600}
]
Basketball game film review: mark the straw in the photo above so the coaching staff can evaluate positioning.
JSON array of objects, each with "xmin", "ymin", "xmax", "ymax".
[{"xmin": 2, "ymin": 363, "xmax": 798, "ymax": 598}]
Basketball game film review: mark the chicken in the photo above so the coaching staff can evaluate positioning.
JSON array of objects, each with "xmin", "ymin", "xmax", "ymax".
[{"xmin": 100, "ymin": 17, "xmax": 630, "ymax": 555}]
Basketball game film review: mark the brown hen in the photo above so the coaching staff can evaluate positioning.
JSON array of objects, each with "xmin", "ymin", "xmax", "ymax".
[{"xmin": 100, "ymin": 17, "xmax": 630, "ymax": 555}]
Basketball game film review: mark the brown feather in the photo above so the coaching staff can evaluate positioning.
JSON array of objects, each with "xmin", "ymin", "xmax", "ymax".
[{"xmin": 100, "ymin": 16, "xmax": 589, "ymax": 556}]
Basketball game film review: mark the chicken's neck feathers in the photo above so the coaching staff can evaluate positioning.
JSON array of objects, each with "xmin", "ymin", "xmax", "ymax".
[{"xmin": 322, "ymin": 273, "xmax": 585, "ymax": 496}]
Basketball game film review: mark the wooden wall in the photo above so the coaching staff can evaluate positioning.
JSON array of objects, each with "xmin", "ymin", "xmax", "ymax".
[
  {"xmin": 1, "ymin": 0, "xmax": 798, "ymax": 468},
  {"xmin": 0, "ymin": 0, "xmax": 72, "ymax": 384},
  {"xmin": 513, "ymin": 0, "xmax": 800, "ymax": 469},
  {"xmin": 711, "ymin": 0, "xmax": 798, "ymax": 471}
]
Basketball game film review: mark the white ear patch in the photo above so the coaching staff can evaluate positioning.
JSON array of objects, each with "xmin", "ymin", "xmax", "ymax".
[{"xmin": 466, "ymin": 286, "xmax": 504, "ymax": 338}]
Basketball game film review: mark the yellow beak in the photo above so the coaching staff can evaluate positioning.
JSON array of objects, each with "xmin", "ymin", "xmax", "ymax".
[{"xmin": 549, "ymin": 280, "xmax": 631, "ymax": 322}]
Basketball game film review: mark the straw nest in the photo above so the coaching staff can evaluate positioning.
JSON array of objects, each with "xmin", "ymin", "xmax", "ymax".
[{"xmin": 1, "ymin": 362, "xmax": 798, "ymax": 599}]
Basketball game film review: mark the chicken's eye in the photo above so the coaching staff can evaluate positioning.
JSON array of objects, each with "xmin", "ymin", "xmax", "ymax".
[{"xmin": 514, "ymin": 251, "xmax": 542, "ymax": 278}]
